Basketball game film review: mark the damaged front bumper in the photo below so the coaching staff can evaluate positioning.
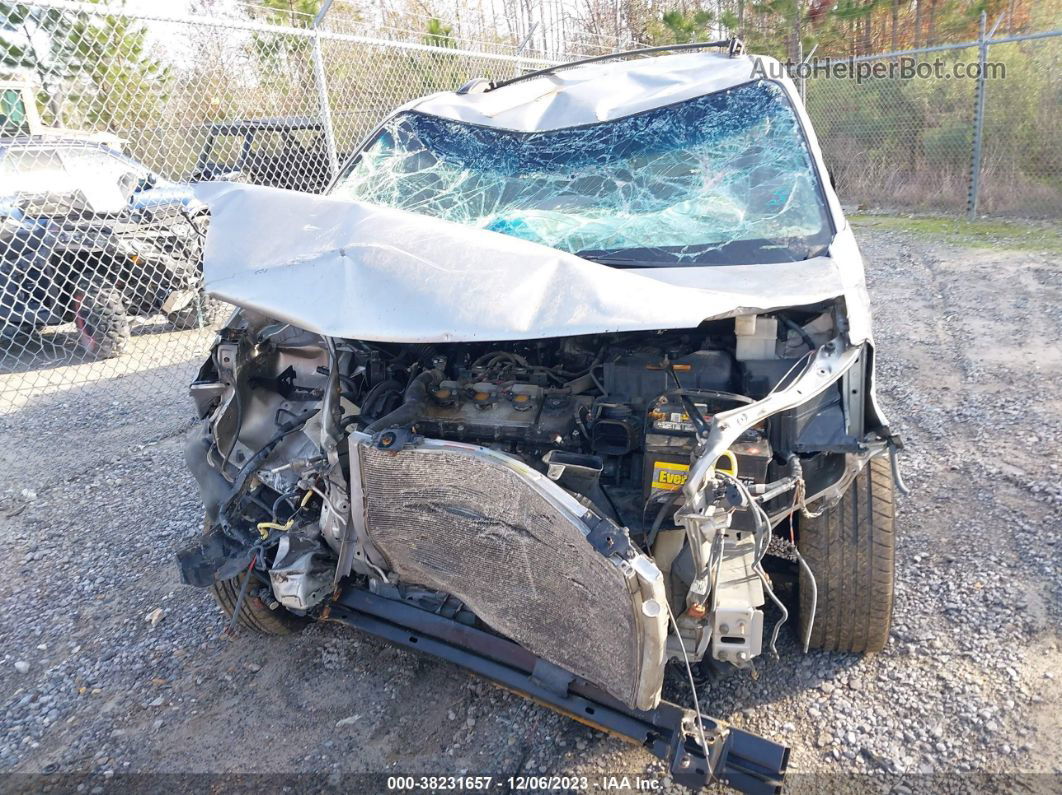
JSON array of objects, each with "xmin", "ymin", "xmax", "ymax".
[
  {"xmin": 326, "ymin": 586, "xmax": 788, "ymax": 794},
  {"xmin": 180, "ymin": 420, "xmax": 791, "ymax": 793}
]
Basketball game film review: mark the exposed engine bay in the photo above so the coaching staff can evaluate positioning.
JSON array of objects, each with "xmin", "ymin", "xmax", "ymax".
[
  {"xmin": 172, "ymin": 43, "xmax": 911, "ymax": 793},
  {"xmin": 180, "ymin": 301, "xmax": 891, "ymax": 715}
]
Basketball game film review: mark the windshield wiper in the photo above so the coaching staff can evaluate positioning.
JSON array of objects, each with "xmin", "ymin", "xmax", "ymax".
[
  {"xmin": 575, "ymin": 238, "xmax": 831, "ymax": 268},
  {"xmin": 576, "ymin": 254, "xmax": 680, "ymax": 268}
]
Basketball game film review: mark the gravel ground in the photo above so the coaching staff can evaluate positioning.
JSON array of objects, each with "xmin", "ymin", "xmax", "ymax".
[{"xmin": 0, "ymin": 223, "xmax": 1059, "ymax": 792}]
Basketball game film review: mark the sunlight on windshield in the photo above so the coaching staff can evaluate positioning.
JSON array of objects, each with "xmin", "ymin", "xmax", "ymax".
[{"xmin": 332, "ymin": 80, "xmax": 831, "ymax": 265}]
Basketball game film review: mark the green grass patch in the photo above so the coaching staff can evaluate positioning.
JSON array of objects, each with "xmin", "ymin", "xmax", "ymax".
[{"xmin": 850, "ymin": 214, "xmax": 1062, "ymax": 254}]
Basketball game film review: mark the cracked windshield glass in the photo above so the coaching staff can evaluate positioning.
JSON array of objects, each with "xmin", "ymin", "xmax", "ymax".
[{"xmin": 332, "ymin": 79, "xmax": 833, "ymax": 266}]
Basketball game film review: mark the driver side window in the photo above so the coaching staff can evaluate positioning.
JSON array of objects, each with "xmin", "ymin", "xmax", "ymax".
[
  {"xmin": 1, "ymin": 148, "xmax": 68, "ymax": 193},
  {"xmin": 207, "ymin": 134, "xmax": 246, "ymax": 171}
]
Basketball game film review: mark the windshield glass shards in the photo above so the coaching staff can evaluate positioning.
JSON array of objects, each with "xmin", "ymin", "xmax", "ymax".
[{"xmin": 331, "ymin": 79, "xmax": 832, "ymax": 266}]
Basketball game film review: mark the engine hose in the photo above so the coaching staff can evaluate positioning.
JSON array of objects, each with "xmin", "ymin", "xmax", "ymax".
[
  {"xmin": 365, "ymin": 369, "xmax": 443, "ymax": 433},
  {"xmin": 782, "ymin": 455, "xmax": 819, "ymax": 650},
  {"xmin": 754, "ymin": 476, "xmax": 799, "ymax": 502},
  {"xmin": 359, "ymin": 378, "xmax": 402, "ymax": 421},
  {"xmin": 646, "ymin": 490, "xmax": 682, "ymax": 550},
  {"xmin": 219, "ymin": 408, "xmax": 320, "ymax": 527},
  {"xmin": 889, "ymin": 444, "xmax": 911, "ymax": 496},
  {"xmin": 751, "ymin": 455, "xmax": 804, "ymax": 502},
  {"xmin": 793, "ymin": 547, "xmax": 817, "ymax": 653},
  {"xmin": 756, "ymin": 564, "xmax": 789, "ymax": 658},
  {"xmin": 779, "ymin": 314, "xmax": 817, "ymax": 352}
]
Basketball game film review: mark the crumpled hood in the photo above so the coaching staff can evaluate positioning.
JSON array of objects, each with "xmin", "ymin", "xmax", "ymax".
[{"xmin": 195, "ymin": 183, "xmax": 871, "ymax": 343}]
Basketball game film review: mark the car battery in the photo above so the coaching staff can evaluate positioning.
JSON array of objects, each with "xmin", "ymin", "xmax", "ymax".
[{"xmin": 643, "ymin": 394, "xmax": 772, "ymax": 531}]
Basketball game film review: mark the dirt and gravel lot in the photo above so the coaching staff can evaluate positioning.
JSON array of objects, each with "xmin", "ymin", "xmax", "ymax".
[{"xmin": 0, "ymin": 220, "xmax": 1059, "ymax": 792}]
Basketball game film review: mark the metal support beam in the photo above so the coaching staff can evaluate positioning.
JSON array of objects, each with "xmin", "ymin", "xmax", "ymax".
[
  {"xmin": 325, "ymin": 585, "xmax": 788, "ymax": 794},
  {"xmin": 311, "ymin": 27, "xmax": 340, "ymax": 184},
  {"xmin": 313, "ymin": 0, "xmax": 334, "ymax": 28},
  {"xmin": 967, "ymin": 11, "xmax": 997, "ymax": 219}
]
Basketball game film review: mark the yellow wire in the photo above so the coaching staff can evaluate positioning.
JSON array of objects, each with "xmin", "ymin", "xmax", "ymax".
[
  {"xmin": 714, "ymin": 450, "xmax": 739, "ymax": 477},
  {"xmin": 256, "ymin": 519, "xmax": 294, "ymax": 537},
  {"xmin": 256, "ymin": 490, "xmax": 314, "ymax": 538}
]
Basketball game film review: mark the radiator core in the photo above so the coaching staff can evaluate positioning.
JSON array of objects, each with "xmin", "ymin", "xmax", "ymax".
[{"xmin": 357, "ymin": 442, "xmax": 657, "ymax": 708}]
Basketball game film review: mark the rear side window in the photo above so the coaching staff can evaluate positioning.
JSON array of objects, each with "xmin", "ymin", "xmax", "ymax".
[
  {"xmin": 207, "ymin": 133, "xmax": 246, "ymax": 169},
  {"xmin": 289, "ymin": 128, "xmax": 324, "ymax": 151},
  {"xmin": 0, "ymin": 89, "xmax": 30, "ymax": 135},
  {"xmin": 249, "ymin": 131, "xmax": 287, "ymax": 158},
  {"xmin": 61, "ymin": 147, "xmax": 146, "ymax": 184}
]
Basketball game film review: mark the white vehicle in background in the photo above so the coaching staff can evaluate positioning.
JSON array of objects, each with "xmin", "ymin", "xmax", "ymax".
[
  {"xmin": 1, "ymin": 78, "xmax": 123, "ymax": 148},
  {"xmin": 0, "ymin": 136, "xmax": 210, "ymax": 356},
  {"xmin": 0, "ymin": 79, "xmax": 43, "ymax": 137}
]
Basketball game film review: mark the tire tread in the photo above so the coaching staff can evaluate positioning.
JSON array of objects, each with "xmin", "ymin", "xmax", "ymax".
[
  {"xmin": 76, "ymin": 285, "xmax": 130, "ymax": 359},
  {"xmin": 210, "ymin": 575, "xmax": 303, "ymax": 636},
  {"xmin": 202, "ymin": 516, "xmax": 305, "ymax": 637},
  {"xmin": 799, "ymin": 456, "xmax": 895, "ymax": 653}
]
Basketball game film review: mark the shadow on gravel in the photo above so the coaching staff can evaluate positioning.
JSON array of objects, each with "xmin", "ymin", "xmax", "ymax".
[
  {"xmin": 0, "ymin": 317, "xmax": 213, "ymax": 377},
  {"xmin": 0, "ymin": 353, "xmax": 203, "ymax": 497}
]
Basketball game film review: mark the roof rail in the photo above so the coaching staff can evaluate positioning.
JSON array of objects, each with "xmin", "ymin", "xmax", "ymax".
[{"xmin": 485, "ymin": 37, "xmax": 745, "ymax": 93}]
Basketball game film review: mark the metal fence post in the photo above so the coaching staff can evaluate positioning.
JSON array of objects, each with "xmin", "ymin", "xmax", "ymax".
[
  {"xmin": 312, "ymin": 0, "xmax": 340, "ymax": 183},
  {"xmin": 966, "ymin": 12, "xmax": 988, "ymax": 219},
  {"xmin": 799, "ymin": 44, "xmax": 818, "ymax": 107},
  {"xmin": 516, "ymin": 23, "xmax": 538, "ymax": 75}
]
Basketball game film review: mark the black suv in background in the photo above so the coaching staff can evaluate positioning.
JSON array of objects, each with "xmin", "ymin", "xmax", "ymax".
[
  {"xmin": 192, "ymin": 117, "xmax": 337, "ymax": 194},
  {"xmin": 0, "ymin": 138, "xmax": 211, "ymax": 359}
]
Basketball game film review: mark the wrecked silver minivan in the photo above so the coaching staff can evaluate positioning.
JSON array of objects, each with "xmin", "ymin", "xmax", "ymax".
[{"xmin": 178, "ymin": 41, "xmax": 901, "ymax": 791}]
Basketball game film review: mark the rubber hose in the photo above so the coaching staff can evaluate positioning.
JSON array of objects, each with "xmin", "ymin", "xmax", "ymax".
[
  {"xmin": 365, "ymin": 369, "xmax": 442, "ymax": 433},
  {"xmin": 779, "ymin": 315, "xmax": 817, "ymax": 352}
]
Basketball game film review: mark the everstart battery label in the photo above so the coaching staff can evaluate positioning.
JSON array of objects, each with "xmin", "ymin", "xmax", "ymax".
[{"xmin": 651, "ymin": 461, "xmax": 689, "ymax": 491}]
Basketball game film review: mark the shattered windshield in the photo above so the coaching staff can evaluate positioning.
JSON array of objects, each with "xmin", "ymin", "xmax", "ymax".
[{"xmin": 331, "ymin": 79, "xmax": 832, "ymax": 266}]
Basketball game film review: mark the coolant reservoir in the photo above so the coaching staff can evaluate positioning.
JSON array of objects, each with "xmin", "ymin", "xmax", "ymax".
[{"xmin": 734, "ymin": 315, "xmax": 779, "ymax": 361}]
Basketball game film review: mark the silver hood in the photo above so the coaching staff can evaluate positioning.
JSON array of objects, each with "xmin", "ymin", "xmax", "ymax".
[{"xmin": 194, "ymin": 183, "xmax": 872, "ymax": 343}]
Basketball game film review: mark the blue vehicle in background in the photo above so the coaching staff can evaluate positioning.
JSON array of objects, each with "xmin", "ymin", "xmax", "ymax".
[{"xmin": 0, "ymin": 138, "xmax": 211, "ymax": 358}]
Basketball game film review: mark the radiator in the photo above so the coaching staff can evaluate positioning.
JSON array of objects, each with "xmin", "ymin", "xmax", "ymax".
[{"xmin": 355, "ymin": 439, "xmax": 666, "ymax": 710}]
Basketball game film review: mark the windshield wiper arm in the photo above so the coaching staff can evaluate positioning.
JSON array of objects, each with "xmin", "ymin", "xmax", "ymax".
[
  {"xmin": 482, "ymin": 39, "xmax": 745, "ymax": 93},
  {"xmin": 576, "ymin": 254, "xmax": 677, "ymax": 268}
]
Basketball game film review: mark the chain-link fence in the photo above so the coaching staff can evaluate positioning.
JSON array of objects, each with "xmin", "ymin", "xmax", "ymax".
[
  {"xmin": 805, "ymin": 20, "xmax": 1061, "ymax": 218},
  {"xmin": 1, "ymin": 0, "xmax": 1060, "ymax": 415},
  {"xmin": 0, "ymin": 0, "xmax": 566, "ymax": 410}
]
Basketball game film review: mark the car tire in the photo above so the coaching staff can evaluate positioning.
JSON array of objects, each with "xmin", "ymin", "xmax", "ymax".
[
  {"xmin": 798, "ymin": 455, "xmax": 895, "ymax": 653},
  {"xmin": 167, "ymin": 292, "xmax": 222, "ymax": 330},
  {"xmin": 211, "ymin": 574, "xmax": 307, "ymax": 636},
  {"xmin": 73, "ymin": 284, "xmax": 130, "ymax": 359},
  {"xmin": 205, "ymin": 520, "xmax": 307, "ymax": 636}
]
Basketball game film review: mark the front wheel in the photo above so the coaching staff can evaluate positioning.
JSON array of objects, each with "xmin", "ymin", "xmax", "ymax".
[
  {"xmin": 798, "ymin": 455, "xmax": 896, "ymax": 653},
  {"xmin": 73, "ymin": 284, "xmax": 130, "ymax": 359},
  {"xmin": 205, "ymin": 520, "xmax": 306, "ymax": 635},
  {"xmin": 167, "ymin": 291, "xmax": 223, "ymax": 330},
  {"xmin": 211, "ymin": 574, "xmax": 307, "ymax": 636}
]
